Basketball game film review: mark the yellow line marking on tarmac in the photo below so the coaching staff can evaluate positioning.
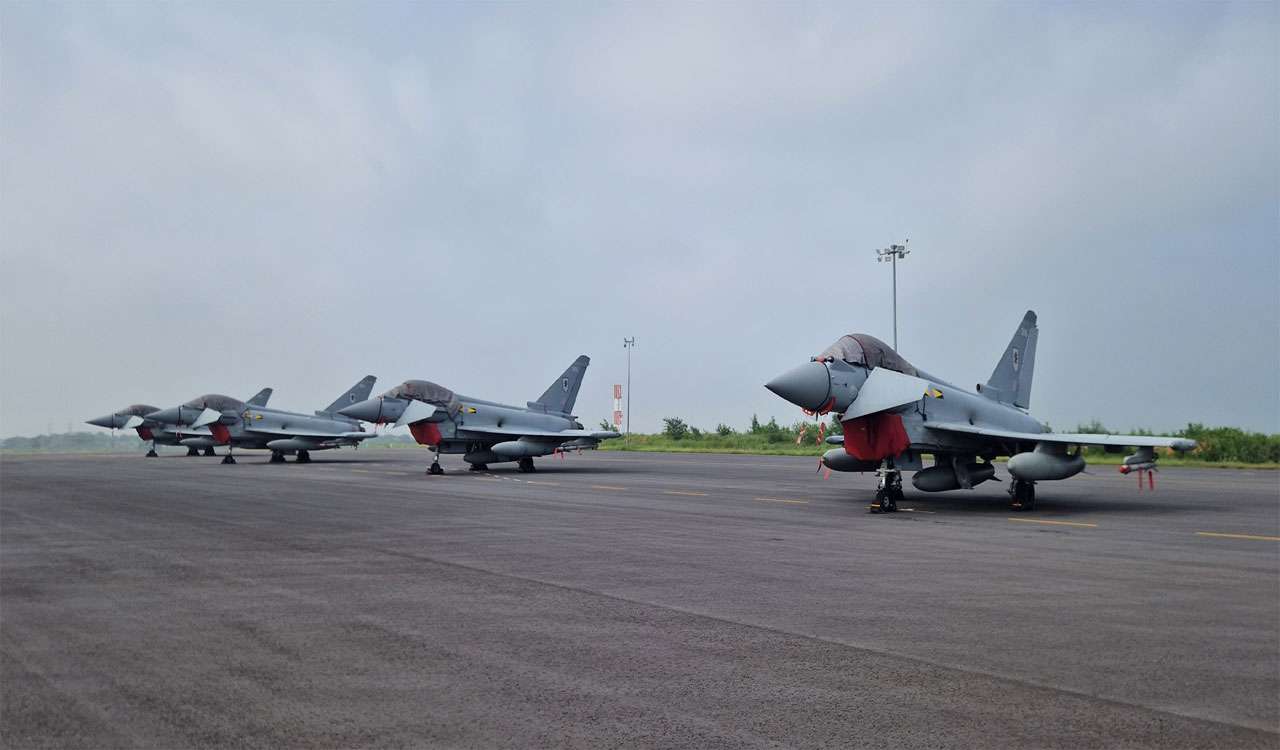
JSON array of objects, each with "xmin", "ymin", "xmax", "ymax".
[
  {"xmin": 756, "ymin": 497, "xmax": 808, "ymax": 505},
  {"xmin": 387, "ymin": 472, "xmax": 411, "ymax": 476},
  {"xmin": 317, "ymin": 467, "xmax": 336, "ymax": 472},
  {"xmin": 349, "ymin": 469, "xmax": 371, "ymax": 473},
  {"xmin": 664, "ymin": 490, "xmax": 710, "ymax": 497},
  {"xmin": 591, "ymin": 485, "xmax": 628, "ymax": 491},
  {"xmin": 1195, "ymin": 532, "xmax": 1280, "ymax": 542},
  {"xmin": 900, "ymin": 508, "xmax": 936, "ymax": 514},
  {"xmin": 473, "ymin": 477, "xmax": 502, "ymax": 482},
  {"xmin": 527, "ymin": 481, "xmax": 560, "ymax": 486},
  {"xmin": 1009, "ymin": 518, "xmax": 1097, "ymax": 528}
]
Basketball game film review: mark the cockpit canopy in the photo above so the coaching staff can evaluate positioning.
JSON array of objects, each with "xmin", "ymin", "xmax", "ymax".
[
  {"xmin": 182, "ymin": 394, "xmax": 247, "ymax": 412},
  {"xmin": 119, "ymin": 404, "xmax": 159, "ymax": 417},
  {"xmin": 820, "ymin": 334, "xmax": 918, "ymax": 376},
  {"xmin": 382, "ymin": 380, "xmax": 462, "ymax": 414}
]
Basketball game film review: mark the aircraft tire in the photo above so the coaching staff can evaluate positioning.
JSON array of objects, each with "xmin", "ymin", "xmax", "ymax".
[
  {"xmin": 875, "ymin": 489, "xmax": 892, "ymax": 513},
  {"xmin": 221, "ymin": 455, "xmax": 236, "ymax": 465}
]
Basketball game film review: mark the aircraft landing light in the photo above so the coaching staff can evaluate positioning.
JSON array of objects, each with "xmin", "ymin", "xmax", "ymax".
[
  {"xmin": 664, "ymin": 490, "xmax": 709, "ymax": 497},
  {"xmin": 1195, "ymin": 532, "xmax": 1280, "ymax": 542},
  {"xmin": 591, "ymin": 485, "xmax": 628, "ymax": 491},
  {"xmin": 1008, "ymin": 518, "xmax": 1098, "ymax": 528},
  {"xmin": 756, "ymin": 497, "xmax": 808, "ymax": 505}
]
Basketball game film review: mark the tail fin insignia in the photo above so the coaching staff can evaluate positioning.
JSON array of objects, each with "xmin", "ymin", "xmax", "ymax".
[
  {"xmin": 982, "ymin": 310, "xmax": 1038, "ymax": 410},
  {"xmin": 323, "ymin": 375, "xmax": 377, "ymax": 415},
  {"xmin": 530, "ymin": 356, "xmax": 590, "ymax": 416}
]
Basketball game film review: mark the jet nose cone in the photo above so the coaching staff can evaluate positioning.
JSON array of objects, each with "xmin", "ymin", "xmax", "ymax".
[
  {"xmin": 338, "ymin": 398, "xmax": 384, "ymax": 423},
  {"xmin": 145, "ymin": 407, "xmax": 181, "ymax": 425},
  {"xmin": 765, "ymin": 361, "xmax": 832, "ymax": 411},
  {"xmin": 86, "ymin": 414, "xmax": 117, "ymax": 428}
]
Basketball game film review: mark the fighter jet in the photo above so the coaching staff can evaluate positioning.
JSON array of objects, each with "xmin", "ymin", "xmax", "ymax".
[
  {"xmin": 765, "ymin": 311, "xmax": 1196, "ymax": 512},
  {"xmin": 87, "ymin": 389, "xmax": 273, "ymax": 457},
  {"xmin": 338, "ymin": 356, "xmax": 620, "ymax": 474},
  {"xmin": 144, "ymin": 376, "xmax": 377, "ymax": 464}
]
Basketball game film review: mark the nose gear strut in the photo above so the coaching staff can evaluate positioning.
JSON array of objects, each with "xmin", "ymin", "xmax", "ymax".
[{"xmin": 871, "ymin": 458, "xmax": 903, "ymax": 513}]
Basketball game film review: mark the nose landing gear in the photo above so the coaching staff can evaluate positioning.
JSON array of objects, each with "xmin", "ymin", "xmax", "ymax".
[{"xmin": 870, "ymin": 459, "xmax": 903, "ymax": 513}]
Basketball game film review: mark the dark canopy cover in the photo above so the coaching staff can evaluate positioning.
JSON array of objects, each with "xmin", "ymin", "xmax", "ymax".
[
  {"xmin": 182, "ymin": 394, "xmax": 247, "ymax": 411},
  {"xmin": 383, "ymin": 380, "xmax": 462, "ymax": 415},
  {"xmin": 820, "ymin": 334, "xmax": 917, "ymax": 376},
  {"xmin": 119, "ymin": 404, "xmax": 160, "ymax": 417}
]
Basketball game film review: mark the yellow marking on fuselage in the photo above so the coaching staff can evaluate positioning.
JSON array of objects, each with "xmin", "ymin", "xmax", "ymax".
[
  {"xmin": 1008, "ymin": 518, "xmax": 1098, "ymax": 528},
  {"xmin": 664, "ymin": 490, "xmax": 709, "ymax": 497},
  {"xmin": 756, "ymin": 497, "xmax": 808, "ymax": 505},
  {"xmin": 1195, "ymin": 532, "xmax": 1280, "ymax": 542}
]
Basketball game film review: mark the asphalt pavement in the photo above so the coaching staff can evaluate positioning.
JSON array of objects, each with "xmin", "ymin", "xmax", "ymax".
[{"xmin": 2, "ymin": 450, "xmax": 1277, "ymax": 748}]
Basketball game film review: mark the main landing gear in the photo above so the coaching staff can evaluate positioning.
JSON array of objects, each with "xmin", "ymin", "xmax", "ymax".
[
  {"xmin": 295, "ymin": 450, "xmax": 311, "ymax": 464},
  {"xmin": 1009, "ymin": 479, "xmax": 1036, "ymax": 511},
  {"xmin": 186, "ymin": 447, "xmax": 201, "ymax": 457},
  {"xmin": 270, "ymin": 450, "xmax": 286, "ymax": 464},
  {"xmin": 870, "ymin": 459, "xmax": 903, "ymax": 513},
  {"xmin": 517, "ymin": 457, "xmax": 537, "ymax": 473},
  {"xmin": 203, "ymin": 447, "xmax": 217, "ymax": 457},
  {"xmin": 468, "ymin": 463, "xmax": 488, "ymax": 472}
]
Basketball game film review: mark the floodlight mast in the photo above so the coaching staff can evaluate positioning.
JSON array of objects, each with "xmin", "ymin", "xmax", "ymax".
[
  {"xmin": 623, "ymin": 337, "xmax": 635, "ymax": 449},
  {"xmin": 875, "ymin": 240, "xmax": 910, "ymax": 350}
]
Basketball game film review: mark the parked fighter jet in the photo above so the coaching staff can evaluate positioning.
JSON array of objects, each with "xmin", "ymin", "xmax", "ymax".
[
  {"xmin": 87, "ymin": 389, "xmax": 273, "ymax": 457},
  {"xmin": 144, "ymin": 376, "xmax": 377, "ymax": 464},
  {"xmin": 338, "ymin": 356, "xmax": 619, "ymax": 474},
  {"xmin": 765, "ymin": 311, "xmax": 1196, "ymax": 512}
]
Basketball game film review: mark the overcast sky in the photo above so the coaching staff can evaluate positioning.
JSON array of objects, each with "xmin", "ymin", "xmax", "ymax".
[{"xmin": 2, "ymin": 1, "xmax": 1277, "ymax": 440}]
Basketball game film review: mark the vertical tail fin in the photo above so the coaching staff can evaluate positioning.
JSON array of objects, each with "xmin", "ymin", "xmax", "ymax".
[
  {"xmin": 245, "ymin": 388, "xmax": 273, "ymax": 407},
  {"xmin": 982, "ymin": 311, "xmax": 1037, "ymax": 410},
  {"xmin": 322, "ymin": 375, "xmax": 377, "ymax": 414},
  {"xmin": 529, "ymin": 356, "xmax": 590, "ymax": 416}
]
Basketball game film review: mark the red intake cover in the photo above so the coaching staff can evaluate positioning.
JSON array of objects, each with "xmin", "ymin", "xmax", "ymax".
[
  {"xmin": 841, "ymin": 412, "xmax": 910, "ymax": 462},
  {"xmin": 209, "ymin": 423, "xmax": 231, "ymax": 445},
  {"xmin": 136, "ymin": 427, "xmax": 154, "ymax": 441},
  {"xmin": 409, "ymin": 422, "xmax": 443, "ymax": 446}
]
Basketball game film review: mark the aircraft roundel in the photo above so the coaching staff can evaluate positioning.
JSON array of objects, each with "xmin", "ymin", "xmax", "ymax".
[
  {"xmin": 562, "ymin": 378, "xmax": 570, "ymax": 392},
  {"xmin": 1011, "ymin": 348, "xmax": 1020, "ymax": 372}
]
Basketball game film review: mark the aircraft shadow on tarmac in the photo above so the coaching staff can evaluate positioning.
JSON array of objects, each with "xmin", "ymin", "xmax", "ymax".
[{"xmin": 828, "ymin": 489, "xmax": 1204, "ymax": 518}]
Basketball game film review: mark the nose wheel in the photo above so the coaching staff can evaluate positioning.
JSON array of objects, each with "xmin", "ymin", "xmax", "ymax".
[
  {"xmin": 427, "ymin": 449, "xmax": 445, "ymax": 475},
  {"xmin": 870, "ymin": 460, "xmax": 902, "ymax": 513}
]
